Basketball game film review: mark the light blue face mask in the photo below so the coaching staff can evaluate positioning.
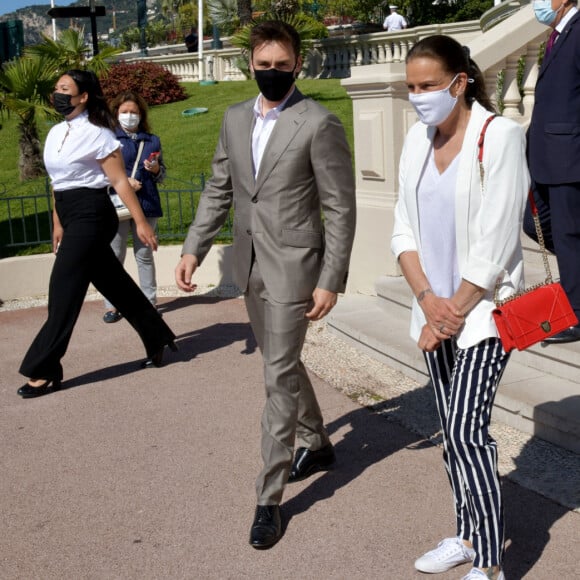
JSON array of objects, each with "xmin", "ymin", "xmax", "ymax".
[{"xmin": 534, "ymin": 0, "xmax": 563, "ymax": 26}]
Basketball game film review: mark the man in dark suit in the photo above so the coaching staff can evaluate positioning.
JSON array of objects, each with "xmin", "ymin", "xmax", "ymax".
[
  {"xmin": 175, "ymin": 21, "xmax": 356, "ymax": 548},
  {"xmin": 526, "ymin": 0, "xmax": 580, "ymax": 343}
]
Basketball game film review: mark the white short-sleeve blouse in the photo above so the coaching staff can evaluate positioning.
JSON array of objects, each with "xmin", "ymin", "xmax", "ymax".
[{"xmin": 44, "ymin": 111, "xmax": 120, "ymax": 191}]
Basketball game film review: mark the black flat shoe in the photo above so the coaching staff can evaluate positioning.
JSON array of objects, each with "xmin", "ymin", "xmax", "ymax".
[
  {"xmin": 17, "ymin": 378, "xmax": 61, "ymax": 399},
  {"xmin": 249, "ymin": 505, "xmax": 282, "ymax": 549},
  {"xmin": 141, "ymin": 341, "xmax": 178, "ymax": 368},
  {"xmin": 288, "ymin": 443, "xmax": 336, "ymax": 483}
]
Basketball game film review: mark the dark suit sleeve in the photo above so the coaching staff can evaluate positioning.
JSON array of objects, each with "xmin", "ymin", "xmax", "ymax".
[
  {"xmin": 309, "ymin": 112, "xmax": 356, "ymax": 292},
  {"xmin": 181, "ymin": 109, "xmax": 234, "ymax": 263}
]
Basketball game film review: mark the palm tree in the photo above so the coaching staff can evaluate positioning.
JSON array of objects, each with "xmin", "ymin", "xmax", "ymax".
[
  {"xmin": 0, "ymin": 56, "xmax": 60, "ymax": 180},
  {"xmin": 25, "ymin": 28, "xmax": 122, "ymax": 77},
  {"xmin": 208, "ymin": 0, "xmax": 239, "ymax": 35}
]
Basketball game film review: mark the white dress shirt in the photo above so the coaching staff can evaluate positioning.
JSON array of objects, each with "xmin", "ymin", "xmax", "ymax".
[
  {"xmin": 556, "ymin": 6, "xmax": 578, "ymax": 34},
  {"xmin": 252, "ymin": 89, "xmax": 294, "ymax": 177},
  {"xmin": 44, "ymin": 110, "xmax": 120, "ymax": 191}
]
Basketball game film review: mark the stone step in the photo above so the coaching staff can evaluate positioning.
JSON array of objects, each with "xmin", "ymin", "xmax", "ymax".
[{"xmin": 328, "ymin": 293, "xmax": 580, "ymax": 454}]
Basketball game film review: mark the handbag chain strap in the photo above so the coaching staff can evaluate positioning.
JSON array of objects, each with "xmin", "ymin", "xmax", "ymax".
[
  {"xmin": 477, "ymin": 115, "xmax": 553, "ymax": 306},
  {"xmin": 527, "ymin": 192, "xmax": 553, "ymax": 286}
]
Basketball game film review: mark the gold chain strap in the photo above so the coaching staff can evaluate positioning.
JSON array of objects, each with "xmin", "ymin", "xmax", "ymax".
[{"xmin": 477, "ymin": 116, "xmax": 553, "ymax": 305}]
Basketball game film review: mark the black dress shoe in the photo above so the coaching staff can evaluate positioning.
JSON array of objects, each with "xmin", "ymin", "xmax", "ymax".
[
  {"xmin": 288, "ymin": 444, "xmax": 336, "ymax": 483},
  {"xmin": 542, "ymin": 324, "xmax": 580, "ymax": 345},
  {"xmin": 17, "ymin": 378, "xmax": 61, "ymax": 399},
  {"xmin": 249, "ymin": 505, "xmax": 282, "ymax": 549},
  {"xmin": 141, "ymin": 341, "xmax": 178, "ymax": 368}
]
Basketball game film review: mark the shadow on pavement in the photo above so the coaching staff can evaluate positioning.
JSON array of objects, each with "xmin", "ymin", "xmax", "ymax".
[
  {"xmin": 282, "ymin": 399, "xmax": 424, "ymax": 522},
  {"xmin": 62, "ymin": 321, "xmax": 258, "ymax": 390},
  {"xmin": 157, "ymin": 293, "xmax": 242, "ymax": 316}
]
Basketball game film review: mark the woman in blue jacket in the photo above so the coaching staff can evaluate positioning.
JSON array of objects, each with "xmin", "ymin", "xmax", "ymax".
[{"xmin": 104, "ymin": 91, "xmax": 165, "ymax": 323}]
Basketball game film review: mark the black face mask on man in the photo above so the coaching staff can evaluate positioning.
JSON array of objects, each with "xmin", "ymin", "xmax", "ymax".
[
  {"xmin": 254, "ymin": 67, "xmax": 296, "ymax": 102},
  {"xmin": 52, "ymin": 92, "xmax": 76, "ymax": 116}
]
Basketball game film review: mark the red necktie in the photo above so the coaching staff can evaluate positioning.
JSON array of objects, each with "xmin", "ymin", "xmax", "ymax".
[{"xmin": 545, "ymin": 28, "xmax": 560, "ymax": 56}]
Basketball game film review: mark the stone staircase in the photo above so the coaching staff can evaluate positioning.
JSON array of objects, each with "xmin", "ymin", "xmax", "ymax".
[{"xmin": 328, "ymin": 242, "xmax": 580, "ymax": 454}]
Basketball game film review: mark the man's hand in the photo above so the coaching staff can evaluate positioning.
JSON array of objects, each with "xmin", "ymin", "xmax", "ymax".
[
  {"xmin": 305, "ymin": 288, "xmax": 338, "ymax": 321},
  {"xmin": 175, "ymin": 254, "xmax": 199, "ymax": 292}
]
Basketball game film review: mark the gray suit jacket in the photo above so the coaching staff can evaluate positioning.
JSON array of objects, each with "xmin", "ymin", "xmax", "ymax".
[{"xmin": 182, "ymin": 89, "xmax": 356, "ymax": 303}]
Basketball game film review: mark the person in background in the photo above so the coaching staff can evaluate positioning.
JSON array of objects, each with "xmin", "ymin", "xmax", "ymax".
[
  {"xmin": 175, "ymin": 20, "xmax": 356, "ymax": 550},
  {"xmin": 185, "ymin": 27, "xmax": 199, "ymax": 53},
  {"xmin": 103, "ymin": 91, "xmax": 165, "ymax": 323},
  {"xmin": 383, "ymin": 5, "xmax": 407, "ymax": 31},
  {"xmin": 525, "ymin": 0, "xmax": 580, "ymax": 344},
  {"xmin": 392, "ymin": 36, "xmax": 529, "ymax": 579},
  {"xmin": 18, "ymin": 70, "xmax": 176, "ymax": 399}
]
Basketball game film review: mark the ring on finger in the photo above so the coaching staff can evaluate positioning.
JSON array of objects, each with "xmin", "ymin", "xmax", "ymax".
[{"xmin": 439, "ymin": 324, "xmax": 445, "ymax": 333}]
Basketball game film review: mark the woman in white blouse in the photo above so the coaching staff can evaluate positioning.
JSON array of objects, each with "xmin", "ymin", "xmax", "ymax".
[
  {"xmin": 391, "ymin": 36, "xmax": 529, "ymax": 580},
  {"xmin": 18, "ymin": 70, "xmax": 176, "ymax": 399}
]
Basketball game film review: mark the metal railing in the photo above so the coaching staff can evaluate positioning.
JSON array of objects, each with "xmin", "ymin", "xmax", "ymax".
[{"xmin": 0, "ymin": 175, "xmax": 232, "ymax": 251}]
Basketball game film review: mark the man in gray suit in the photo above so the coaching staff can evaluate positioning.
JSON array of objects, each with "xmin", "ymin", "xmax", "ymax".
[{"xmin": 175, "ymin": 20, "xmax": 356, "ymax": 549}]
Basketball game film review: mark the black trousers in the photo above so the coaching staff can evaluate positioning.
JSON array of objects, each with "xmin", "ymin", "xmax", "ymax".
[
  {"xmin": 19, "ymin": 187, "xmax": 175, "ymax": 381},
  {"xmin": 523, "ymin": 182, "xmax": 580, "ymax": 318}
]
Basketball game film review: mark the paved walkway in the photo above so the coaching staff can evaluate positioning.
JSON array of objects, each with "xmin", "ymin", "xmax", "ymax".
[{"xmin": 1, "ymin": 294, "xmax": 578, "ymax": 579}]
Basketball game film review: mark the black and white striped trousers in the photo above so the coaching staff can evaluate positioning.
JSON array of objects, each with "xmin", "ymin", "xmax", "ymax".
[{"xmin": 424, "ymin": 337, "xmax": 509, "ymax": 568}]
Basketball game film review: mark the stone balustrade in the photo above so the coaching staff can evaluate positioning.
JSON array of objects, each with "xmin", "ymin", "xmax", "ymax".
[{"xmin": 115, "ymin": 21, "xmax": 482, "ymax": 82}]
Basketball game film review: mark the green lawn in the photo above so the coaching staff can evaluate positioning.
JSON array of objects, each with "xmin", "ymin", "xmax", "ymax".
[{"xmin": 0, "ymin": 78, "xmax": 354, "ymax": 256}]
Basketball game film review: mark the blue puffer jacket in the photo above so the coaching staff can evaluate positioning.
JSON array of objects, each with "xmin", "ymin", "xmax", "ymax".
[{"xmin": 115, "ymin": 127, "xmax": 165, "ymax": 218}]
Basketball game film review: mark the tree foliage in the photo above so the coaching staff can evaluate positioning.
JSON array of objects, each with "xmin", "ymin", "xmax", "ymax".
[
  {"xmin": 25, "ymin": 28, "xmax": 123, "ymax": 77},
  {"xmin": 399, "ymin": 0, "xmax": 493, "ymax": 27}
]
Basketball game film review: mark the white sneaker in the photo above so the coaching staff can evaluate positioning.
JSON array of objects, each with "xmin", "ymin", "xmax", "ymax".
[
  {"xmin": 461, "ymin": 568, "xmax": 505, "ymax": 580},
  {"xmin": 414, "ymin": 537, "xmax": 475, "ymax": 573}
]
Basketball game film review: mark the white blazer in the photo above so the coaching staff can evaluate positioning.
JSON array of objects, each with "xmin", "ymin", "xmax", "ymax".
[{"xmin": 391, "ymin": 101, "xmax": 530, "ymax": 348}]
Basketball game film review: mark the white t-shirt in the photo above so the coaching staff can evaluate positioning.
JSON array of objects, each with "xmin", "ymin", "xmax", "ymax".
[
  {"xmin": 383, "ymin": 12, "xmax": 406, "ymax": 30},
  {"xmin": 44, "ymin": 110, "xmax": 120, "ymax": 191},
  {"xmin": 418, "ymin": 148, "xmax": 461, "ymax": 299}
]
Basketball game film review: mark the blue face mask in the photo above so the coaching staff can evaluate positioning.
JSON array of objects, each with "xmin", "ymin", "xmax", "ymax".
[{"xmin": 534, "ymin": 0, "xmax": 562, "ymax": 26}]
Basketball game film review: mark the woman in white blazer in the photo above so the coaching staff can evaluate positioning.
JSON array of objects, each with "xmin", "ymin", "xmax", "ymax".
[{"xmin": 391, "ymin": 36, "xmax": 529, "ymax": 580}]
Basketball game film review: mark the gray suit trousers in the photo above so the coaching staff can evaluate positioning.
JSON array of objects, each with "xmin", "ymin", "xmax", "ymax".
[{"xmin": 245, "ymin": 259, "xmax": 330, "ymax": 505}]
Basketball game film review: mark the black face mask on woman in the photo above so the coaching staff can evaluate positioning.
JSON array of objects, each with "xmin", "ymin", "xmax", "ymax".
[
  {"xmin": 52, "ymin": 92, "xmax": 76, "ymax": 116},
  {"xmin": 254, "ymin": 67, "xmax": 296, "ymax": 102}
]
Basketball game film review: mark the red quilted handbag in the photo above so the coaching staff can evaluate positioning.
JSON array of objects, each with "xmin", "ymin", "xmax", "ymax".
[
  {"xmin": 478, "ymin": 116, "xmax": 578, "ymax": 352},
  {"xmin": 492, "ymin": 282, "xmax": 578, "ymax": 352}
]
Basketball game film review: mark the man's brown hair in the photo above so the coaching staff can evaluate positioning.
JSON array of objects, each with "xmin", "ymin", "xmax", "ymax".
[{"xmin": 249, "ymin": 20, "xmax": 301, "ymax": 61}]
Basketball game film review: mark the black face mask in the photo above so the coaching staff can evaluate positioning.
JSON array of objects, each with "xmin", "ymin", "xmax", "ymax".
[
  {"xmin": 52, "ymin": 92, "xmax": 76, "ymax": 116},
  {"xmin": 254, "ymin": 68, "xmax": 296, "ymax": 102}
]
